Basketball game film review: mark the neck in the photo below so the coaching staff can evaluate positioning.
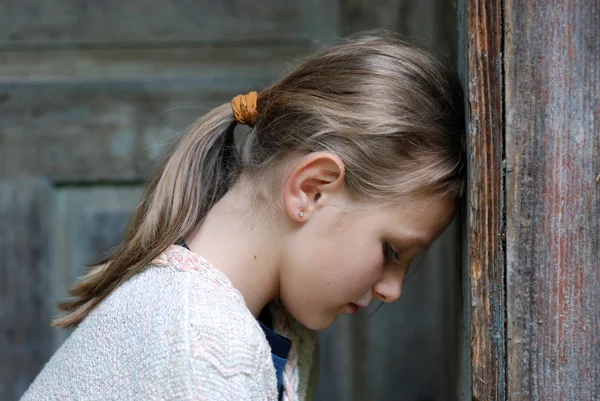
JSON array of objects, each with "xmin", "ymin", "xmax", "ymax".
[{"xmin": 184, "ymin": 183, "xmax": 283, "ymax": 317}]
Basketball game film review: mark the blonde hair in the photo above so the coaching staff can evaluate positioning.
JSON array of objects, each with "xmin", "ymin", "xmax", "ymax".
[{"xmin": 54, "ymin": 30, "xmax": 465, "ymax": 328}]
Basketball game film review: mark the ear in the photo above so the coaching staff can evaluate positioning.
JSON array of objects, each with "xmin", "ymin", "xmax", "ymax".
[{"xmin": 282, "ymin": 152, "xmax": 345, "ymax": 222}]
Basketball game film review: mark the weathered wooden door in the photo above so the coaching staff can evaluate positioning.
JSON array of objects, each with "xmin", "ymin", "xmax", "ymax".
[
  {"xmin": 0, "ymin": 1, "xmax": 461, "ymax": 400},
  {"xmin": 462, "ymin": 0, "xmax": 600, "ymax": 399}
]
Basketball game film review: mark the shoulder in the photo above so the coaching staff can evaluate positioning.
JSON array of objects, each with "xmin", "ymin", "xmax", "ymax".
[
  {"xmin": 23, "ymin": 248, "xmax": 277, "ymax": 400},
  {"xmin": 98, "ymin": 258, "xmax": 274, "ymax": 367},
  {"xmin": 125, "ymin": 246, "xmax": 276, "ymax": 371},
  {"xmin": 183, "ymin": 279, "xmax": 276, "ymax": 399},
  {"xmin": 145, "ymin": 246, "xmax": 278, "ymax": 399}
]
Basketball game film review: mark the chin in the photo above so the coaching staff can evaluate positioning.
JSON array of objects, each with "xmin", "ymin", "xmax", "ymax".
[
  {"xmin": 280, "ymin": 296, "xmax": 337, "ymax": 330},
  {"xmin": 296, "ymin": 313, "xmax": 336, "ymax": 331}
]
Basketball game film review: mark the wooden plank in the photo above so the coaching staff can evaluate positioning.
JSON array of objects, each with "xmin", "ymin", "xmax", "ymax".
[
  {"xmin": 0, "ymin": 45, "xmax": 313, "ymax": 182},
  {"xmin": 0, "ymin": 180, "xmax": 54, "ymax": 400},
  {"xmin": 457, "ymin": 5, "xmax": 471, "ymax": 400},
  {"xmin": 0, "ymin": 80, "xmax": 261, "ymax": 181},
  {"xmin": 0, "ymin": 0, "xmax": 338, "ymax": 46},
  {"xmin": 52, "ymin": 186, "xmax": 144, "ymax": 348},
  {"xmin": 0, "ymin": 45, "xmax": 313, "ymax": 84},
  {"xmin": 339, "ymin": 0, "xmax": 413, "ymax": 34},
  {"xmin": 339, "ymin": 0, "xmax": 458, "ymax": 59},
  {"xmin": 315, "ymin": 316, "xmax": 356, "ymax": 401},
  {"xmin": 464, "ymin": 0, "xmax": 506, "ymax": 399},
  {"xmin": 0, "ymin": 82, "xmax": 223, "ymax": 181},
  {"xmin": 504, "ymin": 0, "xmax": 600, "ymax": 399}
]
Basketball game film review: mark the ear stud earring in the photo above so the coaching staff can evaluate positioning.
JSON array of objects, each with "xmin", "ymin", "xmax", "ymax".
[{"xmin": 299, "ymin": 211, "xmax": 305, "ymax": 218}]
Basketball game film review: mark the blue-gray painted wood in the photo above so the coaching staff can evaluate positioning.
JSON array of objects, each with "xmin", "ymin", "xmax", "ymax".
[
  {"xmin": 0, "ymin": 181, "xmax": 54, "ymax": 400},
  {"xmin": 52, "ymin": 187, "xmax": 144, "ymax": 348},
  {"xmin": 0, "ymin": 0, "xmax": 338, "ymax": 46},
  {"xmin": 456, "ymin": 0, "xmax": 472, "ymax": 399},
  {"xmin": 1, "ymin": 1, "xmax": 463, "ymax": 399}
]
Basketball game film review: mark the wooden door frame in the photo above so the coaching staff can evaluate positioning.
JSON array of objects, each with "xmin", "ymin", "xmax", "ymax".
[
  {"xmin": 461, "ymin": 0, "xmax": 599, "ymax": 399},
  {"xmin": 460, "ymin": 0, "xmax": 505, "ymax": 399}
]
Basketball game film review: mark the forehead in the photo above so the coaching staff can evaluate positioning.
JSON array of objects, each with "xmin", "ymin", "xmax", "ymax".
[{"xmin": 372, "ymin": 195, "xmax": 456, "ymax": 246}]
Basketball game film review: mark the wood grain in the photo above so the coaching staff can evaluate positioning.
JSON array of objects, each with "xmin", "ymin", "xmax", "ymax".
[
  {"xmin": 0, "ymin": 82, "xmax": 223, "ymax": 181},
  {"xmin": 339, "ymin": 0, "xmax": 458, "ymax": 59},
  {"xmin": 0, "ymin": 45, "xmax": 313, "ymax": 84},
  {"xmin": 504, "ymin": 0, "xmax": 600, "ymax": 399},
  {"xmin": 0, "ymin": 0, "xmax": 338, "ymax": 46},
  {"xmin": 0, "ymin": 81, "xmax": 265, "ymax": 181},
  {"xmin": 0, "ymin": 180, "xmax": 54, "ymax": 400},
  {"xmin": 51, "ymin": 186, "xmax": 144, "ymax": 348},
  {"xmin": 0, "ymin": 45, "xmax": 312, "ymax": 181},
  {"xmin": 465, "ymin": 0, "xmax": 506, "ymax": 399}
]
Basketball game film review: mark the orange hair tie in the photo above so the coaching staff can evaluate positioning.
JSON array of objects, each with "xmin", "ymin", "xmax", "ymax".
[{"xmin": 231, "ymin": 91, "xmax": 258, "ymax": 126}]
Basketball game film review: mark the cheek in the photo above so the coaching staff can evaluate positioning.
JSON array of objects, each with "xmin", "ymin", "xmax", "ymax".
[
  {"xmin": 332, "ymin": 240, "xmax": 383, "ymax": 296},
  {"xmin": 354, "ymin": 250, "xmax": 383, "ymax": 288},
  {"xmin": 279, "ymin": 233, "xmax": 383, "ymax": 330}
]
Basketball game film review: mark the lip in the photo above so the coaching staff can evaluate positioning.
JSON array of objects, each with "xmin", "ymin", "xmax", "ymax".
[{"xmin": 348, "ymin": 303, "xmax": 367, "ymax": 314}]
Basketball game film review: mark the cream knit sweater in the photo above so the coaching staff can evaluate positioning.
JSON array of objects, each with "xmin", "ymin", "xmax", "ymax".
[{"xmin": 21, "ymin": 245, "xmax": 318, "ymax": 401}]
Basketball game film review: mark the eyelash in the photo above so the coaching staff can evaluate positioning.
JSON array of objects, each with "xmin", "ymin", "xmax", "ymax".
[{"xmin": 383, "ymin": 243, "xmax": 400, "ymax": 263}]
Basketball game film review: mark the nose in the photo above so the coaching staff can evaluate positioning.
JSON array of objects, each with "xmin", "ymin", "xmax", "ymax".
[{"xmin": 373, "ymin": 277, "xmax": 403, "ymax": 304}]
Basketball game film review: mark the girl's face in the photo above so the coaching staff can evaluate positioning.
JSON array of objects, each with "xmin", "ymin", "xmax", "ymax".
[{"xmin": 279, "ymin": 192, "xmax": 455, "ymax": 330}]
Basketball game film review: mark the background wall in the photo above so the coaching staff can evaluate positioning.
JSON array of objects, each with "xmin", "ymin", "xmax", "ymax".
[{"xmin": 0, "ymin": 1, "xmax": 462, "ymax": 400}]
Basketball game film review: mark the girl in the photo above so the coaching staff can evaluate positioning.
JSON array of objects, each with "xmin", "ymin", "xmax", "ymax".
[{"xmin": 22, "ymin": 31, "xmax": 464, "ymax": 401}]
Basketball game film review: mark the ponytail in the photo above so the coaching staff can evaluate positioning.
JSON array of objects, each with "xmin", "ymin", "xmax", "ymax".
[{"xmin": 54, "ymin": 103, "xmax": 239, "ymax": 328}]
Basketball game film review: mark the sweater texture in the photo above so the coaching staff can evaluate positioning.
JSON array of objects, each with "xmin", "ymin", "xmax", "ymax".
[{"xmin": 21, "ymin": 245, "xmax": 318, "ymax": 401}]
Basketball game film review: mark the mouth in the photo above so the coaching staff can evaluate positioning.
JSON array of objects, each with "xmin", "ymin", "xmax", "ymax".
[{"xmin": 347, "ymin": 302, "xmax": 367, "ymax": 314}]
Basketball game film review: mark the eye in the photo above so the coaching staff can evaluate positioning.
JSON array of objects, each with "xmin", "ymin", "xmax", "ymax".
[{"xmin": 383, "ymin": 243, "xmax": 400, "ymax": 263}]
